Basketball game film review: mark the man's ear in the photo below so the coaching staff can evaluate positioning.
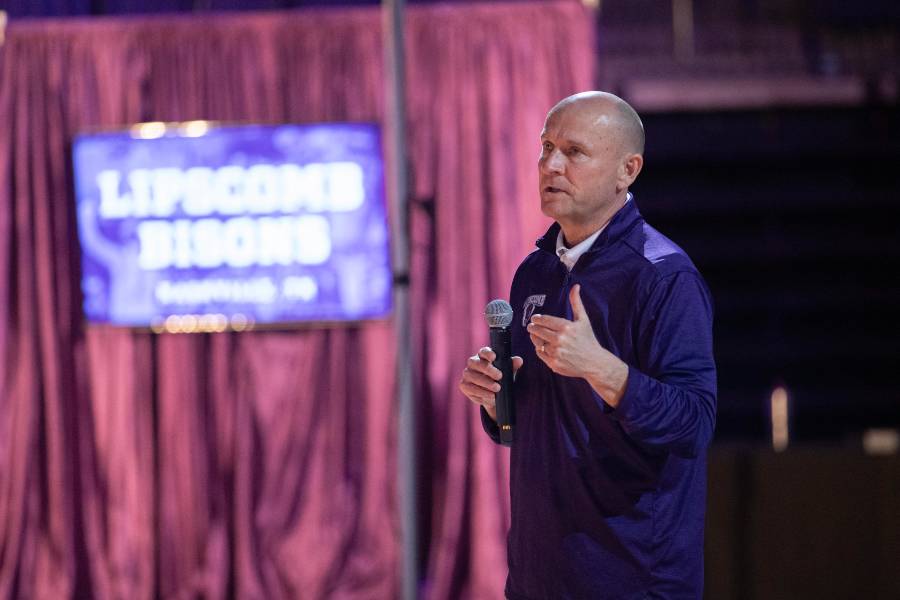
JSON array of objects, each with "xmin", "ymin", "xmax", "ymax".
[{"xmin": 616, "ymin": 153, "xmax": 644, "ymax": 192}]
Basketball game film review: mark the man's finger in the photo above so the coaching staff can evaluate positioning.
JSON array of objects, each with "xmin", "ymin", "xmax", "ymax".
[
  {"xmin": 531, "ymin": 313, "xmax": 569, "ymax": 331},
  {"xmin": 460, "ymin": 382, "xmax": 496, "ymax": 406},
  {"xmin": 526, "ymin": 322, "xmax": 557, "ymax": 344},
  {"xmin": 467, "ymin": 355, "xmax": 502, "ymax": 379},
  {"xmin": 512, "ymin": 356, "xmax": 524, "ymax": 372},
  {"xmin": 530, "ymin": 332, "xmax": 560, "ymax": 350},
  {"xmin": 463, "ymin": 369, "xmax": 502, "ymax": 391},
  {"xmin": 477, "ymin": 346, "xmax": 496, "ymax": 362},
  {"xmin": 534, "ymin": 346, "xmax": 554, "ymax": 369},
  {"xmin": 569, "ymin": 284, "xmax": 589, "ymax": 321}
]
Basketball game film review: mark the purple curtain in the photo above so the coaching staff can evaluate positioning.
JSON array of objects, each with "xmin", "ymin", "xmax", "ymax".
[{"xmin": 0, "ymin": 3, "xmax": 594, "ymax": 598}]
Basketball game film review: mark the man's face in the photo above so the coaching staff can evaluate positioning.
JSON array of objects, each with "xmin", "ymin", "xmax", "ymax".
[{"xmin": 538, "ymin": 102, "xmax": 626, "ymax": 235}]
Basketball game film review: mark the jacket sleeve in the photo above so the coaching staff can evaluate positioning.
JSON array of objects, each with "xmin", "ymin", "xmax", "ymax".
[
  {"xmin": 480, "ymin": 407, "xmax": 502, "ymax": 444},
  {"xmin": 608, "ymin": 270, "xmax": 717, "ymax": 457}
]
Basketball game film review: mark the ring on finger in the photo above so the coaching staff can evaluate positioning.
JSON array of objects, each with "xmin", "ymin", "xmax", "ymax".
[{"xmin": 540, "ymin": 343, "xmax": 546, "ymax": 353}]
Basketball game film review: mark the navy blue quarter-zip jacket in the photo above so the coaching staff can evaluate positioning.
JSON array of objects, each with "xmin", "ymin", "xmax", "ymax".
[{"xmin": 482, "ymin": 198, "xmax": 717, "ymax": 599}]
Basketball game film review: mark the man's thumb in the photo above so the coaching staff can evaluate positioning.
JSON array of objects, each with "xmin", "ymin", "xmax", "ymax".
[
  {"xmin": 512, "ymin": 356, "xmax": 524, "ymax": 374},
  {"xmin": 570, "ymin": 284, "xmax": 589, "ymax": 320}
]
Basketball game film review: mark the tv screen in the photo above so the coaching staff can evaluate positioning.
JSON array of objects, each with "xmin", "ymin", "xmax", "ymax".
[{"xmin": 72, "ymin": 121, "xmax": 392, "ymax": 331}]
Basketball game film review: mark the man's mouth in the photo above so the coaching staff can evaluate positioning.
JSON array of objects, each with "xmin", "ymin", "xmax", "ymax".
[{"xmin": 543, "ymin": 186, "xmax": 566, "ymax": 195}]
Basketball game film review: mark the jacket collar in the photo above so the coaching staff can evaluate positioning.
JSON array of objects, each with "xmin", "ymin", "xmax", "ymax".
[{"xmin": 535, "ymin": 195, "xmax": 644, "ymax": 257}]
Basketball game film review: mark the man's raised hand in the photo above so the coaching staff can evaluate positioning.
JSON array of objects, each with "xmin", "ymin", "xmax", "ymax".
[
  {"xmin": 527, "ymin": 284, "xmax": 603, "ymax": 377},
  {"xmin": 526, "ymin": 284, "xmax": 629, "ymax": 406}
]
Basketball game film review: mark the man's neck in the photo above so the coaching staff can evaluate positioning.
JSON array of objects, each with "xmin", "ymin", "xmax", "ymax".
[{"xmin": 560, "ymin": 193, "xmax": 629, "ymax": 246}]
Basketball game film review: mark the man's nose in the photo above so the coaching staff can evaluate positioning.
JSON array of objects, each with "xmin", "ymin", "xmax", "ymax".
[{"xmin": 540, "ymin": 149, "xmax": 565, "ymax": 174}]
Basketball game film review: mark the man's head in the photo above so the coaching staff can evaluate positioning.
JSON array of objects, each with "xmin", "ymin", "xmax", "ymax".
[{"xmin": 538, "ymin": 91, "xmax": 644, "ymax": 244}]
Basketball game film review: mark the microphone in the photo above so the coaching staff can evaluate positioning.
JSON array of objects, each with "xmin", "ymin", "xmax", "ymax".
[{"xmin": 484, "ymin": 299, "xmax": 515, "ymax": 446}]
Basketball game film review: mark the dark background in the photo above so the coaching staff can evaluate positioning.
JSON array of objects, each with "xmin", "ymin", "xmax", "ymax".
[{"xmin": 638, "ymin": 106, "xmax": 900, "ymax": 441}]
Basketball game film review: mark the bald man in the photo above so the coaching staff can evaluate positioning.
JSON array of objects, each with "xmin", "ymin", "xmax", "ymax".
[{"xmin": 460, "ymin": 92, "xmax": 716, "ymax": 599}]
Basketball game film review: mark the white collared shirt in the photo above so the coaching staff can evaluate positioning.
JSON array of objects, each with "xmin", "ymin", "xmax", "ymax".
[
  {"xmin": 555, "ymin": 194, "xmax": 631, "ymax": 271},
  {"xmin": 556, "ymin": 228, "xmax": 602, "ymax": 271}
]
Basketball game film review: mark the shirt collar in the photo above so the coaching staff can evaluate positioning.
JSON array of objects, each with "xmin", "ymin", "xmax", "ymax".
[{"xmin": 556, "ymin": 228, "xmax": 601, "ymax": 271}]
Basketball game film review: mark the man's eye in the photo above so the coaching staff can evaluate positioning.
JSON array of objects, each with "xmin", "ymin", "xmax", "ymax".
[
  {"xmin": 567, "ymin": 147, "xmax": 582, "ymax": 156},
  {"xmin": 542, "ymin": 142, "xmax": 553, "ymax": 152}
]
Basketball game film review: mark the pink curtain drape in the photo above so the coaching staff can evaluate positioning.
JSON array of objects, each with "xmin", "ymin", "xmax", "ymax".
[{"xmin": 0, "ymin": 3, "xmax": 594, "ymax": 598}]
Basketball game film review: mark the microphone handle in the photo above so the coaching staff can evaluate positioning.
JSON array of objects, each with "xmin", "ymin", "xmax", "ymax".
[{"xmin": 489, "ymin": 326, "xmax": 515, "ymax": 446}]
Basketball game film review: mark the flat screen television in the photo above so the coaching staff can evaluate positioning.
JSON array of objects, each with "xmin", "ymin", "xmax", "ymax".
[{"xmin": 72, "ymin": 121, "xmax": 392, "ymax": 331}]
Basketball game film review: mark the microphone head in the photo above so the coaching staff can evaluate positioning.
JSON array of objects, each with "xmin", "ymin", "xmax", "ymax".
[{"xmin": 484, "ymin": 299, "xmax": 514, "ymax": 328}]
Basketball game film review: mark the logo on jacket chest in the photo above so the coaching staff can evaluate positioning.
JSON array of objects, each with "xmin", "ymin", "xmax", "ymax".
[{"xmin": 522, "ymin": 294, "xmax": 546, "ymax": 327}]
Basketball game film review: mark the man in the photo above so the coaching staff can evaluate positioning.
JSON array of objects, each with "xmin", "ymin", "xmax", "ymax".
[{"xmin": 459, "ymin": 91, "xmax": 716, "ymax": 599}]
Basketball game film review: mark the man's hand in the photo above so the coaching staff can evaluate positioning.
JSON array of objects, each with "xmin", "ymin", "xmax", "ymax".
[
  {"xmin": 459, "ymin": 347, "xmax": 524, "ymax": 421},
  {"xmin": 526, "ymin": 284, "xmax": 629, "ymax": 407}
]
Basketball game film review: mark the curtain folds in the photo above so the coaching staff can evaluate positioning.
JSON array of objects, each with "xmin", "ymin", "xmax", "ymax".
[{"xmin": 0, "ymin": 3, "xmax": 593, "ymax": 598}]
